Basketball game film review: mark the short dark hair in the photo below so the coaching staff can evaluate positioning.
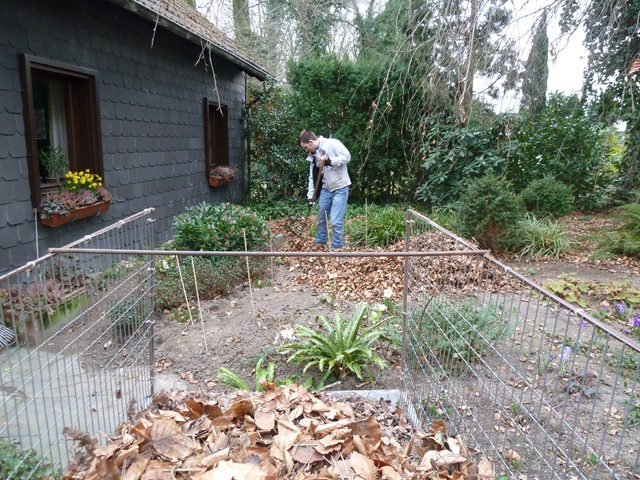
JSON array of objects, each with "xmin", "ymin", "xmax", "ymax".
[{"xmin": 298, "ymin": 130, "xmax": 317, "ymax": 145}]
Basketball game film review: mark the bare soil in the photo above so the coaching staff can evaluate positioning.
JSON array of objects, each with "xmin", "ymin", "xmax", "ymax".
[{"xmin": 153, "ymin": 265, "xmax": 404, "ymax": 393}]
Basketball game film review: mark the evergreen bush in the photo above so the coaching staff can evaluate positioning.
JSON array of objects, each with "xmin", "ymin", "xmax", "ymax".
[
  {"xmin": 595, "ymin": 203, "xmax": 640, "ymax": 257},
  {"xmin": 520, "ymin": 176, "xmax": 574, "ymax": 218},
  {"xmin": 172, "ymin": 202, "xmax": 268, "ymax": 252},
  {"xmin": 455, "ymin": 173, "xmax": 523, "ymax": 250}
]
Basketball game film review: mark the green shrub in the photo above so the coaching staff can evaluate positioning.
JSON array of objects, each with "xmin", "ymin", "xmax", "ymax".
[
  {"xmin": 347, "ymin": 205, "xmax": 406, "ymax": 248},
  {"xmin": 514, "ymin": 214, "xmax": 578, "ymax": 259},
  {"xmin": 455, "ymin": 173, "xmax": 523, "ymax": 250},
  {"xmin": 172, "ymin": 202, "xmax": 269, "ymax": 252},
  {"xmin": 409, "ymin": 299, "xmax": 509, "ymax": 373},
  {"xmin": 280, "ymin": 303, "xmax": 389, "ymax": 385},
  {"xmin": 0, "ymin": 439, "xmax": 60, "ymax": 479},
  {"xmin": 519, "ymin": 176, "xmax": 574, "ymax": 218},
  {"xmin": 594, "ymin": 203, "xmax": 640, "ymax": 258},
  {"xmin": 154, "ymin": 255, "xmax": 267, "ymax": 312}
]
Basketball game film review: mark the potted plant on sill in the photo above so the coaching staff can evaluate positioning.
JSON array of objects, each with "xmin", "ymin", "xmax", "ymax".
[
  {"xmin": 38, "ymin": 169, "xmax": 113, "ymax": 227},
  {"xmin": 209, "ymin": 165, "xmax": 238, "ymax": 187},
  {"xmin": 39, "ymin": 146, "xmax": 69, "ymax": 183}
]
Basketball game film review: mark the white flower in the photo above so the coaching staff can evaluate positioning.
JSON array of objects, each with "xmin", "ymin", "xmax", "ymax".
[
  {"xmin": 275, "ymin": 327, "xmax": 295, "ymax": 344},
  {"xmin": 373, "ymin": 303, "xmax": 387, "ymax": 312},
  {"xmin": 383, "ymin": 287, "xmax": 393, "ymax": 298}
]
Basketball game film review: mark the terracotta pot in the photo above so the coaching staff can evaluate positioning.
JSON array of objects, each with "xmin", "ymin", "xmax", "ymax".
[
  {"xmin": 209, "ymin": 176, "xmax": 231, "ymax": 187},
  {"xmin": 40, "ymin": 201, "xmax": 111, "ymax": 227}
]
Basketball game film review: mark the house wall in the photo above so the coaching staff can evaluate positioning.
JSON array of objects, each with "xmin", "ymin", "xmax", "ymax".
[{"xmin": 0, "ymin": 0, "xmax": 249, "ymax": 274}]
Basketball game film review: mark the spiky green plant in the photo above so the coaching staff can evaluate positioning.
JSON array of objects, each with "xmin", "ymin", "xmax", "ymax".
[
  {"xmin": 280, "ymin": 303, "xmax": 388, "ymax": 383},
  {"xmin": 217, "ymin": 357, "xmax": 275, "ymax": 392},
  {"xmin": 347, "ymin": 205, "xmax": 406, "ymax": 248},
  {"xmin": 515, "ymin": 213, "xmax": 577, "ymax": 259}
]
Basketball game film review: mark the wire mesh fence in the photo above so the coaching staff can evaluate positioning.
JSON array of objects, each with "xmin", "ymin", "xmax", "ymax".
[
  {"xmin": 0, "ymin": 209, "xmax": 157, "ymax": 478},
  {"xmin": 401, "ymin": 209, "xmax": 640, "ymax": 479},
  {"xmin": 1, "ymin": 206, "xmax": 639, "ymax": 479}
]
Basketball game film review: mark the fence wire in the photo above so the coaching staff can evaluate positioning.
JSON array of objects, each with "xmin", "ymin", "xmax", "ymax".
[
  {"xmin": 401, "ymin": 209, "xmax": 640, "ymax": 480},
  {"xmin": 0, "ymin": 209, "xmax": 156, "ymax": 478},
  {"xmin": 1, "ymin": 207, "xmax": 639, "ymax": 480}
]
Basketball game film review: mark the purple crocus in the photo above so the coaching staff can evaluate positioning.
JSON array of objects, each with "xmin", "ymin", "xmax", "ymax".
[
  {"xmin": 616, "ymin": 303, "xmax": 626, "ymax": 315},
  {"xmin": 560, "ymin": 346, "xmax": 572, "ymax": 362},
  {"xmin": 633, "ymin": 315, "xmax": 640, "ymax": 327}
]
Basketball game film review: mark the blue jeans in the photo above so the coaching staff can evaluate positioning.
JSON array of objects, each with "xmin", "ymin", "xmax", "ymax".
[{"xmin": 316, "ymin": 186, "xmax": 349, "ymax": 249}]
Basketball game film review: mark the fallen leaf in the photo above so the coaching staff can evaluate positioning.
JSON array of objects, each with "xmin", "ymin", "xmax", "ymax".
[
  {"xmin": 151, "ymin": 417, "xmax": 197, "ymax": 461},
  {"xmin": 350, "ymin": 451, "xmax": 377, "ymax": 480},
  {"xmin": 478, "ymin": 457, "xmax": 494, "ymax": 480}
]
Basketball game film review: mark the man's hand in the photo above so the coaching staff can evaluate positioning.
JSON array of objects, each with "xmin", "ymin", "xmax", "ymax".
[{"xmin": 308, "ymin": 199, "xmax": 315, "ymax": 208}]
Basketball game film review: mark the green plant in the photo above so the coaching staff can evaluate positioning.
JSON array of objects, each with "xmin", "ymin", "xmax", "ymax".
[
  {"xmin": 506, "ymin": 93, "xmax": 615, "ymax": 210},
  {"xmin": 347, "ymin": 205, "xmax": 406, "ymax": 248},
  {"xmin": 0, "ymin": 438, "xmax": 61, "ymax": 479},
  {"xmin": 587, "ymin": 451, "xmax": 599, "ymax": 465},
  {"xmin": 38, "ymin": 185, "xmax": 112, "ymax": 219},
  {"xmin": 596, "ymin": 204, "xmax": 640, "ymax": 257},
  {"xmin": 217, "ymin": 366, "xmax": 250, "ymax": 391},
  {"xmin": 428, "ymin": 206, "xmax": 457, "ymax": 232},
  {"xmin": 416, "ymin": 121, "xmax": 508, "ymax": 207},
  {"xmin": 519, "ymin": 176, "xmax": 574, "ymax": 218},
  {"xmin": 623, "ymin": 399, "xmax": 640, "ymax": 428},
  {"xmin": 455, "ymin": 173, "xmax": 523, "ymax": 251},
  {"xmin": 247, "ymin": 199, "xmax": 306, "ymax": 220},
  {"xmin": 410, "ymin": 299, "xmax": 510, "ymax": 372},
  {"xmin": 514, "ymin": 214, "xmax": 578, "ymax": 259},
  {"xmin": 280, "ymin": 303, "xmax": 389, "ymax": 384},
  {"xmin": 38, "ymin": 169, "xmax": 112, "ymax": 219},
  {"xmin": 543, "ymin": 276, "xmax": 593, "ymax": 308},
  {"xmin": 39, "ymin": 146, "xmax": 69, "ymax": 179},
  {"xmin": 154, "ymin": 255, "xmax": 268, "ymax": 312},
  {"xmin": 512, "ymin": 458, "xmax": 522, "ymax": 471},
  {"xmin": 217, "ymin": 357, "xmax": 276, "ymax": 392},
  {"xmin": 172, "ymin": 202, "xmax": 269, "ymax": 252}
]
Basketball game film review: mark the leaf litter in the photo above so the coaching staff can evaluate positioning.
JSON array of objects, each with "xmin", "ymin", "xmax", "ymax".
[{"xmin": 62, "ymin": 383, "xmax": 495, "ymax": 479}]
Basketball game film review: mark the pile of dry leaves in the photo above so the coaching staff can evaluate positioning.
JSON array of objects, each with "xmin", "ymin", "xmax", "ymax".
[{"xmin": 62, "ymin": 384, "xmax": 494, "ymax": 479}]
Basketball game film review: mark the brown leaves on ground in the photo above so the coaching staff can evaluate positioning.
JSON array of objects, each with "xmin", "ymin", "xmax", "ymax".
[
  {"xmin": 270, "ymin": 217, "xmax": 406, "ymax": 301},
  {"xmin": 62, "ymin": 384, "xmax": 493, "ymax": 480},
  {"xmin": 271, "ymin": 212, "xmax": 640, "ymax": 303}
]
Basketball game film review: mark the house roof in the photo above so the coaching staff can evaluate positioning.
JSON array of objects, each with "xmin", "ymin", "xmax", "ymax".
[{"xmin": 109, "ymin": 0, "xmax": 272, "ymax": 81}]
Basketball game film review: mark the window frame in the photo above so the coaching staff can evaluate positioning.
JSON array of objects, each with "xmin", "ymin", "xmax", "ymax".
[
  {"xmin": 19, "ymin": 54, "xmax": 103, "ymax": 207},
  {"xmin": 203, "ymin": 98, "xmax": 229, "ymax": 175}
]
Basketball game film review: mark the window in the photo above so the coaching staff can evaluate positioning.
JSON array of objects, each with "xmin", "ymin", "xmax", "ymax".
[
  {"xmin": 20, "ymin": 55, "xmax": 103, "ymax": 207},
  {"xmin": 204, "ymin": 98, "xmax": 229, "ymax": 172}
]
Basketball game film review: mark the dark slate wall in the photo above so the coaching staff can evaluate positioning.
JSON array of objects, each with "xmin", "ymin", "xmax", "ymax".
[{"xmin": 0, "ymin": 0, "xmax": 249, "ymax": 273}]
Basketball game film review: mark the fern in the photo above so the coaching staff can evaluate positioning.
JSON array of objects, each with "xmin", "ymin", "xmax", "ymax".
[{"xmin": 280, "ymin": 303, "xmax": 388, "ymax": 383}]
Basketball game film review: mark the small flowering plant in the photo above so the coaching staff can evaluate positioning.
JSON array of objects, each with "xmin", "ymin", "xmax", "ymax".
[
  {"xmin": 64, "ymin": 169, "xmax": 103, "ymax": 193},
  {"xmin": 594, "ymin": 301, "xmax": 640, "ymax": 341},
  {"xmin": 39, "ymin": 169, "xmax": 112, "ymax": 219}
]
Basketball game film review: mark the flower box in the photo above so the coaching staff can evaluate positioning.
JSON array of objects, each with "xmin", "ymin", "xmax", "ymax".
[
  {"xmin": 209, "ymin": 177, "xmax": 232, "ymax": 187},
  {"xmin": 208, "ymin": 165, "xmax": 237, "ymax": 187},
  {"xmin": 40, "ymin": 201, "xmax": 111, "ymax": 227}
]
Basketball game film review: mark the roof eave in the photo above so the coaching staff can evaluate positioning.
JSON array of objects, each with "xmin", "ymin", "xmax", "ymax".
[{"xmin": 111, "ymin": 0, "xmax": 271, "ymax": 81}]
